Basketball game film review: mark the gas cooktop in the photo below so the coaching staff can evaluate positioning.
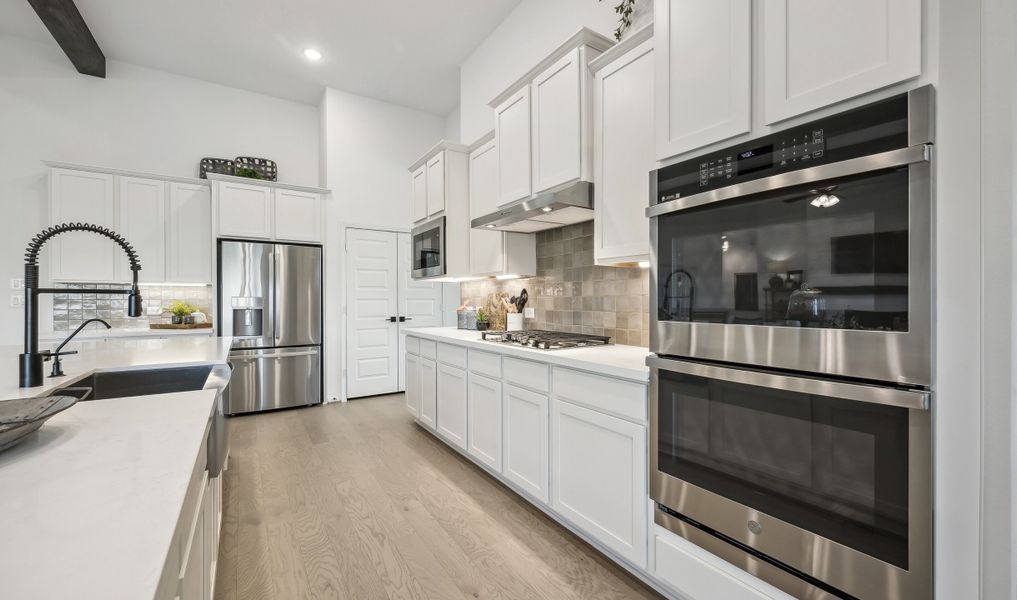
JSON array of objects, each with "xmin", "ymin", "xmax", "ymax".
[{"xmin": 479, "ymin": 330, "xmax": 611, "ymax": 350}]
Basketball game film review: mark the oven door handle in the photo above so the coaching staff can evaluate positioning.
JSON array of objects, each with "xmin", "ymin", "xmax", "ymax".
[
  {"xmin": 646, "ymin": 143, "xmax": 932, "ymax": 219},
  {"xmin": 647, "ymin": 356, "xmax": 929, "ymax": 410}
]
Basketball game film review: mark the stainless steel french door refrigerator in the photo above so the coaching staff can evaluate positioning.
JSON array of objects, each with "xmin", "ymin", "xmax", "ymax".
[{"xmin": 218, "ymin": 240, "xmax": 323, "ymax": 415}]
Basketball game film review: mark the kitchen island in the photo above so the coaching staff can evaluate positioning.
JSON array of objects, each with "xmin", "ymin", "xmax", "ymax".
[{"xmin": 0, "ymin": 336, "xmax": 232, "ymax": 600}]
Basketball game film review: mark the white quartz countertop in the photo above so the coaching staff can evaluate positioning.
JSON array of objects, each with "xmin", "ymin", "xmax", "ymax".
[
  {"xmin": 1, "ymin": 336, "xmax": 232, "ymax": 400},
  {"xmin": 39, "ymin": 327, "xmax": 216, "ymax": 342},
  {"xmin": 0, "ymin": 389, "xmax": 216, "ymax": 600},
  {"xmin": 406, "ymin": 327, "xmax": 650, "ymax": 382}
]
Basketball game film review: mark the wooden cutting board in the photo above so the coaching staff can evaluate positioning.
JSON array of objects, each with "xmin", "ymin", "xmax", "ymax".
[{"xmin": 149, "ymin": 322, "xmax": 213, "ymax": 330}]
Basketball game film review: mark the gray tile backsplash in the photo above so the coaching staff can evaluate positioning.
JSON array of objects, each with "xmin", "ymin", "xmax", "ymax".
[
  {"xmin": 51, "ymin": 283, "xmax": 213, "ymax": 332},
  {"xmin": 460, "ymin": 222, "xmax": 650, "ymax": 347}
]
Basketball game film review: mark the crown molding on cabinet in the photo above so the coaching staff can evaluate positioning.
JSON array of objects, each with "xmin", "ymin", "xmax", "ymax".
[
  {"xmin": 487, "ymin": 27, "xmax": 616, "ymax": 108},
  {"xmin": 42, "ymin": 161, "xmax": 209, "ymax": 186},
  {"xmin": 408, "ymin": 139, "xmax": 472, "ymax": 172},
  {"xmin": 205, "ymin": 173, "xmax": 330, "ymax": 195},
  {"xmin": 468, "ymin": 130, "xmax": 496, "ymax": 152},
  {"xmin": 589, "ymin": 23, "xmax": 654, "ymax": 73}
]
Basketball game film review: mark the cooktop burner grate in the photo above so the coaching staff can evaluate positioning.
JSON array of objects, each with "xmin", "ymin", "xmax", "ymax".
[{"xmin": 480, "ymin": 329, "xmax": 611, "ymax": 350}]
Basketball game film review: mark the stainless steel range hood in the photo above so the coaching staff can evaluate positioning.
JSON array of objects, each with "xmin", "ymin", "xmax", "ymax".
[{"xmin": 471, "ymin": 181, "xmax": 593, "ymax": 233}]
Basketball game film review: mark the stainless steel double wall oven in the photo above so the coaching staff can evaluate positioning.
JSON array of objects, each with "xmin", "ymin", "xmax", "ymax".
[{"xmin": 647, "ymin": 86, "xmax": 934, "ymax": 600}]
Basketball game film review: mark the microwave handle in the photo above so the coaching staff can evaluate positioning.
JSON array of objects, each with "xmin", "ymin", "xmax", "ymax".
[
  {"xmin": 647, "ymin": 356, "xmax": 929, "ymax": 411},
  {"xmin": 647, "ymin": 144, "xmax": 931, "ymax": 219}
]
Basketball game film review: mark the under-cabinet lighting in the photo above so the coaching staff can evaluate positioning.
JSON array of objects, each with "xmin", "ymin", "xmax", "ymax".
[
  {"xmin": 541, "ymin": 206, "xmax": 553, "ymax": 212},
  {"xmin": 138, "ymin": 282, "xmax": 211, "ymax": 287},
  {"xmin": 484, "ymin": 224, "xmax": 496, "ymax": 228},
  {"xmin": 496, "ymin": 274, "xmax": 520, "ymax": 280},
  {"xmin": 637, "ymin": 261, "xmax": 650, "ymax": 269}
]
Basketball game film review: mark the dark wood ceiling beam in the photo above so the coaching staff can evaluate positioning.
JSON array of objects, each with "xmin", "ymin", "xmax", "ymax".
[{"xmin": 26, "ymin": 0, "xmax": 105, "ymax": 77}]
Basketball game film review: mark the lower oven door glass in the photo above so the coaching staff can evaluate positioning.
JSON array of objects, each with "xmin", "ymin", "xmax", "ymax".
[{"xmin": 657, "ymin": 367, "xmax": 910, "ymax": 569}]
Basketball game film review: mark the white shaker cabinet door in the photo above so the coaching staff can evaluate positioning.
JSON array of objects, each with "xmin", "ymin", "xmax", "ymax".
[
  {"xmin": 762, "ymin": 0, "xmax": 922, "ymax": 124},
  {"xmin": 532, "ymin": 47, "xmax": 583, "ymax": 194},
  {"xmin": 594, "ymin": 38, "xmax": 655, "ymax": 265},
  {"xmin": 411, "ymin": 164, "xmax": 428, "ymax": 223},
  {"xmin": 502, "ymin": 383, "xmax": 549, "ymax": 504},
  {"xmin": 655, "ymin": 0, "xmax": 751, "ymax": 160},
  {"xmin": 274, "ymin": 189, "xmax": 322, "ymax": 243},
  {"xmin": 166, "ymin": 183, "xmax": 212, "ymax": 283},
  {"xmin": 436, "ymin": 363, "xmax": 468, "ymax": 451},
  {"xmin": 116, "ymin": 176, "xmax": 166, "ymax": 283},
  {"xmin": 419, "ymin": 357, "xmax": 438, "ymax": 431},
  {"xmin": 405, "ymin": 351, "xmax": 420, "ymax": 417},
  {"xmin": 551, "ymin": 398, "xmax": 647, "ymax": 568},
  {"xmin": 467, "ymin": 372, "xmax": 503, "ymax": 472},
  {"xmin": 495, "ymin": 86, "xmax": 532, "ymax": 206},
  {"xmin": 217, "ymin": 180, "xmax": 273, "ymax": 239},
  {"xmin": 49, "ymin": 168, "xmax": 116, "ymax": 282},
  {"xmin": 425, "ymin": 152, "xmax": 446, "ymax": 217},
  {"xmin": 469, "ymin": 138, "xmax": 504, "ymax": 276}
]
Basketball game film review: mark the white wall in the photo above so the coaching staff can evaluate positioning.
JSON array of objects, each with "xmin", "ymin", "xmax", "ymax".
[
  {"xmin": 443, "ymin": 106, "xmax": 462, "ymax": 142},
  {"xmin": 456, "ymin": 0, "xmax": 618, "ymax": 143},
  {"xmin": 0, "ymin": 34, "xmax": 320, "ymax": 345},
  {"xmin": 319, "ymin": 87, "xmax": 444, "ymax": 401}
]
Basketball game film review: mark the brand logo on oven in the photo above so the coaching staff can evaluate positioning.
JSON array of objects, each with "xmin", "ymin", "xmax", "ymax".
[{"xmin": 660, "ymin": 193, "xmax": 681, "ymax": 203}]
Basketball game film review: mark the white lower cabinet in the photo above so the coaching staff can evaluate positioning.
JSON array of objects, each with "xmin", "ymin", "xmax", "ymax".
[
  {"xmin": 436, "ymin": 363, "xmax": 468, "ymax": 450},
  {"xmin": 405, "ymin": 352, "xmax": 420, "ymax": 417},
  {"xmin": 653, "ymin": 526, "xmax": 792, "ymax": 600},
  {"xmin": 419, "ymin": 357, "xmax": 437, "ymax": 430},
  {"xmin": 502, "ymin": 383, "xmax": 550, "ymax": 503},
  {"xmin": 467, "ymin": 372, "xmax": 502, "ymax": 471},
  {"xmin": 552, "ymin": 397, "xmax": 647, "ymax": 567},
  {"xmin": 178, "ymin": 472, "xmax": 211, "ymax": 600}
]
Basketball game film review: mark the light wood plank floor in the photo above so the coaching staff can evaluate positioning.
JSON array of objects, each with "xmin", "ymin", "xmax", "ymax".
[{"xmin": 214, "ymin": 393, "xmax": 663, "ymax": 600}]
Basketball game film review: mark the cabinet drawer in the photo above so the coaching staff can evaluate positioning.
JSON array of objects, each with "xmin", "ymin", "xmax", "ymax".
[
  {"xmin": 469, "ymin": 349, "xmax": 501, "ymax": 379},
  {"xmin": 419, "ymin": 339, "xmax": 437, "ymax": 360},
  {"xmin": 405, "ymin": 336, "xmax": 420, "ymax": 356},
  {"xmin": 437, "ymin": 343, "xmax": 468, "ymax": 369},
  {"xmin": 504, "ymin": 357, "xmax": 549, "ymax": 393},
  {"xmin": 552, "ymin": 367, "xmax": 646, "ymax": 422}
]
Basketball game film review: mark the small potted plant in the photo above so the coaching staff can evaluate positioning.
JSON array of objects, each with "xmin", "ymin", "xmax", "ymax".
[
  {"xmin": 167, "ymin": 300, "xmax": 195, "ymax": 325},
  {"xmin": 475, "ymin": 308, "xmax": 490, "ymax": 331}
]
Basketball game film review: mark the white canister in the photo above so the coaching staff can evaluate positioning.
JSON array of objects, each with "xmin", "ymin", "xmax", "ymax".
[{"xmin": 506, "ymin": 313, "xmax": 524, "ymax": 332}]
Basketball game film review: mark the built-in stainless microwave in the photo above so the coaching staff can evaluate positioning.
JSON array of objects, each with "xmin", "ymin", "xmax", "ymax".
[{"xmin": 411, "ymin": 216, "xmax": 445, "ymax": 279}]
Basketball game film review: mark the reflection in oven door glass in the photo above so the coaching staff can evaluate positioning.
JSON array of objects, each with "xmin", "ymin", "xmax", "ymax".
[
  {"xmin": 657, "ymin": 168, "xmax": 910, "ymax": 331},
  {"xmin": 658, "ymin": 370, "xmax": 909, "ymax": 568},
  {"xmin": 413, "ymin": 227, "xmax": 442, "ymax": 271}
]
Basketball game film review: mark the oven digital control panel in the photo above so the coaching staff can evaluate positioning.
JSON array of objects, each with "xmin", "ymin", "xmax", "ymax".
[{"xmin": 655, "ymin": 93, "xmax": 910, "ymax": 205}]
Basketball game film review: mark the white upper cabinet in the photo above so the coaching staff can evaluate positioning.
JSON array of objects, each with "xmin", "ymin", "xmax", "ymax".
[
  {"xmin": 210, "ymin": 175, "xmax": 328, "ymax": 244},
  {"xmin": 762, "ymin": 0, "xmax": 922, "ymax": 124},
  {"xmin": 48, "ymin": 168, "xmax": 117, "ymax": 282},
  {"xmin": 116, "ymin": 176, "xmax": 166, "ymax": 283},
  {"xmin": 166, "ymin": 182, "xmax": 212, "ymax": 283},
  {"xmin": 411, "ymin": 164, "xmax": 427, "ymax": 223},
  {"xmin": 531, "ymin": 47, "xmax": 584, "ymax": 193},
  {"xmin": 592, "ymin": 27, "xmax": 655, "ymax": 266},
  {"xmin": 468, "ymin": 134, "xmax": 537, "ymax": 278},
  {"xmin": 425, "ymin": 153, "xmax": 446, "ymax": 217},
  {"xmin": 655, "ymin": 0, "xmax": 751, "ymax": 160},
  {"xmin": 491, "ymin": 29, "xmax": 612, "ymax": 205},
  {"xmin": 494, "ymin": 86, "xmax": 533, "ymax": 205},
  {"xmin": 216, "ymin": 180, "xmax": 273, "ymax": 240},
  {"xmin": 274, "ymin": 188, "xmax": 323, "ymax": 243}
]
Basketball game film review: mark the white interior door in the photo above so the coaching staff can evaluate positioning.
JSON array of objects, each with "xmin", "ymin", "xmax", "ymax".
[
  {"xmin": 398, "ymin": 232, "xmax": 445, "ymax": 390},
  {"xmin": 346, "ymin": 229, "xmax": 400, "ymax": 398}
]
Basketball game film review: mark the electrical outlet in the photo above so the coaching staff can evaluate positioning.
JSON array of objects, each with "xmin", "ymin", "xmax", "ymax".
[
  {"xmin": 10, "ymin": 278, "xmax": 24, "ymax": 290},
  {"xmin": 524, "ymin": 307, "xmax": 535, "ymax": 319},
  {"xmin": 10, "ymin": 294, "xmax": 25, "ymax": 308}
]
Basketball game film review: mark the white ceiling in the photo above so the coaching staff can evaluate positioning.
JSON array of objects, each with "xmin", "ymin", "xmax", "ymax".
[{"xmin": 0, "ymin": 0, "xmax": 522, "ymax": 115}]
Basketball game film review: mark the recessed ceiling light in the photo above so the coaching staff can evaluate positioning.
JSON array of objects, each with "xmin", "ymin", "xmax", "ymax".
[{"xmin": 303, "ymin": 48, "xmax": 323, "ymax": 61}]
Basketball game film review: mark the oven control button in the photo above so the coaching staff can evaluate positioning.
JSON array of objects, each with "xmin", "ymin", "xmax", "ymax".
[{"xmin": 747, "ymin": 520, "xmax": 763, "ymax": 535}]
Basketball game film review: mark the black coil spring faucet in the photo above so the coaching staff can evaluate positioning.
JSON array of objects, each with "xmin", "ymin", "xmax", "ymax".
[{"xmin": 20, "ymin": 223, "xmax": 143, "ymax": 388}]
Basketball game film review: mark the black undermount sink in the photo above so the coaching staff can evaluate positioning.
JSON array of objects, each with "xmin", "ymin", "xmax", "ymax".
[{"xmin": 53, "ymin": 366, "xmax": 215, "ymax": 401}]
